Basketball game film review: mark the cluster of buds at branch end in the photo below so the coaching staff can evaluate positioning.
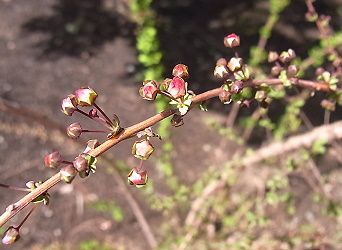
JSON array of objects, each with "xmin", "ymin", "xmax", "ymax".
[
  {"xmin": 2, "ymin": 226, "xmax": 20, "ymax": 245},
  {"xmin": 127, "ymin": 167, "xmax": 148, "ymax": 187}
]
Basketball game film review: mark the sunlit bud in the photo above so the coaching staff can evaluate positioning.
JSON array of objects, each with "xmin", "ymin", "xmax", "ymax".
[
  {"xmin": 74, "ymin": 87, "xmax": 98, "ymax": 106},
  {"xmin": 73, "ymin": 155, "xmax": 89, "ymax": 172},
  {"xmin": 66, "ymin": 122, "xmax": 82, "ymax": 139},
  {"xmin": 224, "ymin": 33, "xmax": 240, "ymax": 48},
  {"xmin": 214, "ymin": 65, "xmax": 229, "ymax": 79},
  {"xmin": 172, "ymin": 64, "xmax": 189, "ymax": 79},
  {"xmin": 83, "ymin": 139, "xmax": 100, "ymax": 154},
  {"xmin": 255, "ymin": 90, "xmax": 267, "ymax": 102},
  {"xmin": 216, "ymin": 58, "xmax": 227, "ymax": 66},
  {"xmin": 268, "ymin": 51, "xmax": 279, "ymax": 63},
  {"xmin": 60, "ymin": 164, "xmax": 77, "ymax": 184},
  {"xmin": 167, "ymin": 77, "xmax": 187, "ymax": 99},
  {"xmin": 315, "ymin": 67, "xmax": 325, "ymax": 76},
  {"xmin": 2, "ymin": 226, "xmax": 20, "ymax": 245},
  {"xmin": 287, "ymin": 65, "xmax": 299, "ymax": 77},
  {"xmin": 271, "ymin": 66, "xmax": 282, "ymax": 76},
  {"xmin": 171, "ymin": 114, "xmax": 184, "ymax": 127},
  {"xmin": 44, "ymin": 151, "xmax": 62, "ymax": 168},
  {"xmin": 127, "ymin": 168, "xmax": 148, "ymax": 187},
  {"xmin": 61, "ymin": 95, "xmax": 78, "ymax": 116},
  {"xmin": 132, "ymin": 139, "xmax": 154, "ymax": 160},
  {"xmin": 227, "ymin": 57, "xmax": 243, "ymax": 72},
  {"xmin": 318, "ymin": 15, "xmax": 331, "ymax": 28},
  {"xmin": 139, "ymin": 80, "xmax": 160, "ymax": 101},
  {"xmin": 230, "ymin": 80, "xmax": 244, "ymax": 94},
  {"xmin": 305, "ymin": 11, "xmax": 318, "ymax": 22},
  {"xmin": 26, "ymin": 181, "xmax": 36, "ymax": 190},
  {"xmin": 320, "ymin": 99, "xmax": 335, "ymax": 111},
  {"xmin": 287, "ymin": 49, "xmax": 296, "ymax": 60},
  {"xmin": 219, "ymin": 90, "xmax": 231, "ymax": 104}
]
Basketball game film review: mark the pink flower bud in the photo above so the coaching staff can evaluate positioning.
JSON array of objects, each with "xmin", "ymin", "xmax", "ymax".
[
  {"xmin": 127, "ymin": 168, "xmax": 148, "ymax": 187},
  {"xmin": 73, "ymin": 155, "xmax": 89, "ymax": 172},
  {"xmin": 167, "ymin": 77, "xmax": 187, "ymax": 99},
  {"xmin": 216, "ymin": 58, "xmax": 227, "ymax": 66},
  {"xmin": 321, "ymin": 99, "xmax": 335, "ymax": 111},
  {"xmin": 44, "ymin": 151, "xmax": 62, "ymax": 168},
  {"xmin": 61, "ymin": 94, "xmax": 78, "ymax": 116},
  {"xmin": 287, "ymin": 49, "xmax": 296, "ymax": 60},
  {"xmin": 132, "ymin": 139, "xmax": 154, "ymax": 160},
  {"xmin": 271, "ymin": 66, "xmax": 282, "ymax": 76},
  {"xmin": 74, "ymin": 87, "xmax": 98, "ymax": 106},
  {"xmin": 268, "ymin": 51, "xmax": 279, "ymax": 63},
  {"xmin": 219, "ymin": 90, "xmax": 231, "ymax": 104},
  {"xmin": 2, "ymin": 226, "xmax": 20, "ymax": 245},
  {"xmin": 213, "ymin": 65, "xmax": 229, "ymax": 79},
  {"xmin": 227, "ymin": 57, "xmax": 243, "ymax": 72},
  {"xmin": 172, "ymin": 64, "xmax": 189, "ymax": 79},
  {"xmin": 230, "ymin": 80, "xmax": 244, "ymax": 94},
  {"xmin": 139, "ymin": 80, "xmax": 160, "ymax": 101},
  {"xmin": 223, "ymin": 33, "xmax": 240, "ymax": 48},
  {"xmin": 279, "ymin": 49, "xmax": 296, "ymax": 63},
  {"xmin": 66, "ymin": 122, "xmax": 82, "ymax": 139},
  {"xmin": 287, "ymin": 65, "xmax": 299, "ymax": 77},
  {"xmin": 60, "ymin": 164, "xmax": 77, "ymax": 184}
]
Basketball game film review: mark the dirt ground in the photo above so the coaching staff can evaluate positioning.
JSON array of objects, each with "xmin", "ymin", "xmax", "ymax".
[{"xmin": 0, "ymin": 0, "xmax": 341, "ymax": 249}]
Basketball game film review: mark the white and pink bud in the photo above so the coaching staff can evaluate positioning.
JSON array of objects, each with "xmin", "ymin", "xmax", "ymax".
[
  {"xmin": 139, "ymin": 80, "xmax": 160, "ymax": 101},
  {"xmin": 74, "ymin": 87, "xmax": 98, "ymax": 106},
  {"xmin": 44, "ymin": 151, "xmax": 62, "ymax": 168},
  {"xmin": 268, "ymin": 51, "xmax": 279, "ymax": 63},
  {"xmin": 223, "ymin": 33, "xmax": 240, "ymax": 48},
  {"xmin": 61, "ymin": 94, "xmax": 78, "ymax": 116},
  {"xmin": 2, "ymin": 226, "xmax": 20, "ymax": 245},
  {"xmin": 127, "ymin": 168, "xmax": 148, "ymax": 187},
  {"xmin": 167, "ymin": 77, "xmax": 187, "ymax": 99},
  {"xmin": 172, "ymin": 64, "xmax": 189, "ymax": 79},
  {"xmin": 132, "ymin": 139, "xmax": 154, "ymax": 160},
  {"xmin": 227, "ymin": 57, "xmax": 243, "ymax": 72},
  {"xmin": 66, "ymin": 122, "xmax": 82, "ymax": 139},
  {"xmin": 213, "ymin": 65, "xmax": 229, "ymax": 79},
  {"xmin": 60, "ymin": 164, "xmax": 77, "ymax": 184}
]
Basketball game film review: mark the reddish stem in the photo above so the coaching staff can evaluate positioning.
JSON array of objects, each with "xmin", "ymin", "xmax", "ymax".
[
  {"xmin": 93, "ymin": 102, "xmax": 114, "ymax": 127},
  {"xmin": 16, "ymin": 206, "xmax": 36, "ymax": 230}
]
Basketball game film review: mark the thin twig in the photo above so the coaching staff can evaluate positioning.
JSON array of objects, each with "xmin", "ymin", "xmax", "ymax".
[{"xmin": 0, "ymin": 77, "xmax": 335, "ymax": 228}]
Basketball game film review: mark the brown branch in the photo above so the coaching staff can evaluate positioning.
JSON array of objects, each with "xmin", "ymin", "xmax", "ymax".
[{"xmin": 0, "ymin": 78, "xmax": 336, "ymax": 228}]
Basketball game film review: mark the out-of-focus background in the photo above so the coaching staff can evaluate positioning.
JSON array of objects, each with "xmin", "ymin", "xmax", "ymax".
[{"xmin": 0, "ymin": 0, "xmax": 341, "ymax": 249}]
